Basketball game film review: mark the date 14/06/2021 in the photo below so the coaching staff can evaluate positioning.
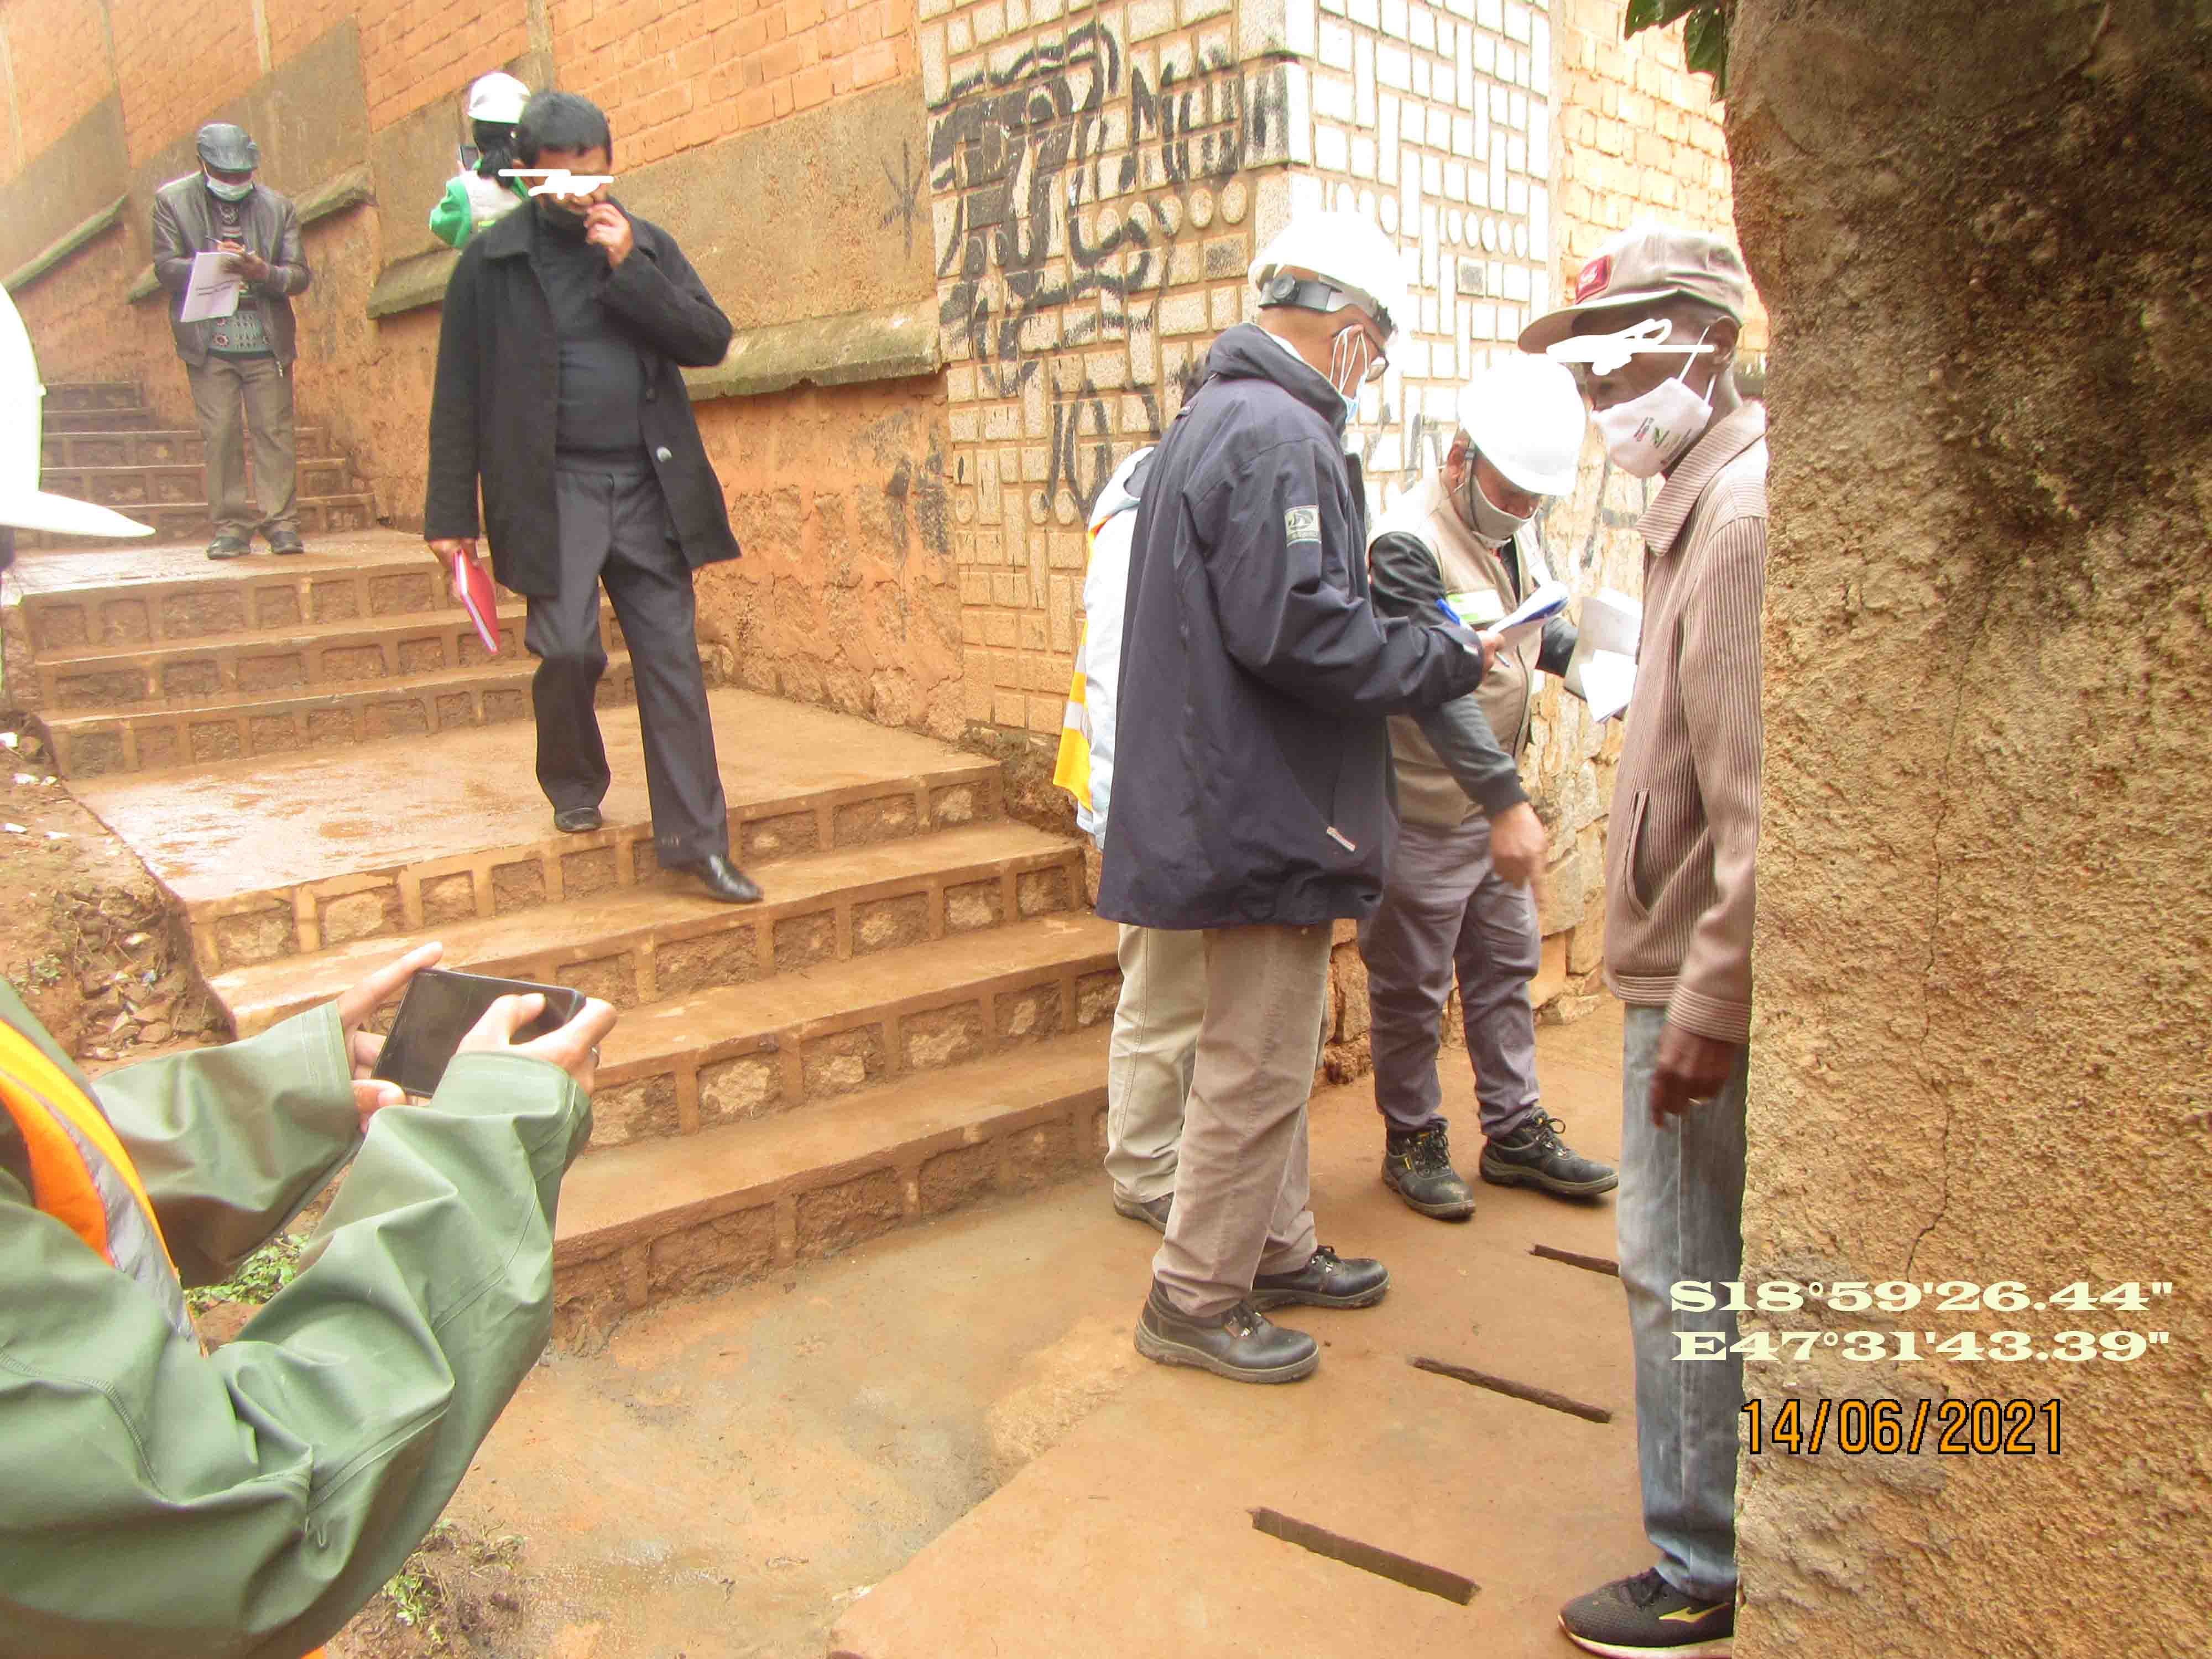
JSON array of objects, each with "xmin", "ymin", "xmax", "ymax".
[
  {"xmin": 1743, "ymin": 1397, "xmax": 2061, "ymax": 1456},
  {"xmin": 1670, "ymin": 1279, "xmax": 2177, "ymax": 1314},
  {"xmin": 1679, "ymin": 1329, "xmax": 2171, "ymax": 1363}
]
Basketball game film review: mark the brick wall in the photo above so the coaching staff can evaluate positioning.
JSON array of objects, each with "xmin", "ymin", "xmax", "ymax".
[
  {"xmin": 922, "ymin": 0, "xmax": 1300, "ymax": 739},
  {"xmin": 0, "ymin": 0, "xmax": 113, "ymax": 165},
  {"xmin": 1551, "ymin": 0, "xmax": 1766, "ymax": 347},
  {"xmin": 106, "ymin": 0, "xmax": 262, "ymax": 165},
  {"xmin": 550, "ymin": 0, "xmax": 917, "ymax": 169},
  {"xmin": 359, "ymin": 0, "xmax": 533, "ymax": 132}
]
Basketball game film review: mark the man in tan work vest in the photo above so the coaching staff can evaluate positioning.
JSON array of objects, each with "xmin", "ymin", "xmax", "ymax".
[{"xmin": 1359, "ymin": 356, "xmax": 1619, "ymax": 1220}]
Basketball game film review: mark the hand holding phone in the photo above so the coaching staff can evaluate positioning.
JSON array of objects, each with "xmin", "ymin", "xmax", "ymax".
[
  {"xmin": 457, "ymin": 990, "xmax": 618, "ymax": 1094},
  {"xmin": 372, "ymin": 968, "xmax": 605, "ymax": 1098}
]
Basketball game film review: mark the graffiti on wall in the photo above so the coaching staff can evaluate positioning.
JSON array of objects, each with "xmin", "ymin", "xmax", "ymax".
[{"xmin": 929, "ymin": 19, "xmax": 1291, "ymax": 510}]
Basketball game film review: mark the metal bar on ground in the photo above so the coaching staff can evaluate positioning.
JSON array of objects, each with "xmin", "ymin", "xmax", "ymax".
[
  {"xmin": 1411, "ymin": 1356, "xmax": 1615, "ymax": 1424},
  {"xmin": 1530, "ymin": 1242, "xmax": 1620, "ymax": 1276},
  {"xmin": 1248, "ymin": 1507, "xmax": 1479, "ymax": 1605}
]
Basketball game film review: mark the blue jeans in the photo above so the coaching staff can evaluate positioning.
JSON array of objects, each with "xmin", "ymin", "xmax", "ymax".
[{"xmin": 1618, "ymin": 1005, "xmax": 1749, "ymax": 1601}]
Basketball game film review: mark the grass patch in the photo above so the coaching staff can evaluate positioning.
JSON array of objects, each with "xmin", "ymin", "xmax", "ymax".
[{"xmin": 185, "ymin": 1228, "xmax": 306, "ymax": 1314}]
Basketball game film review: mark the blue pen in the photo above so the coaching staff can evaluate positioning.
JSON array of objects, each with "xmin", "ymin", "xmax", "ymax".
[{"xmin": 1434, "ymin": 596, "xmax": 1462, "ymax": 624}]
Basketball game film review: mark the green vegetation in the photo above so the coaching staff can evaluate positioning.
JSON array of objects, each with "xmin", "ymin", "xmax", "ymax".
[
  {"xmin": 184, "ymin": 1229, "xmax": 305, "ymax": 1315},
  {"xmin": 1624, "ymin": 0, "xmax": 1730, "ymax": 94}
]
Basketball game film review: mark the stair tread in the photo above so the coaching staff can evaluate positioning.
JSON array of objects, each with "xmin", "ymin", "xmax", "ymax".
[
  {"xmin": 39, "ymin": 650, "xmax": 598, "ymax": 727},
  {"xmin": 555, "ymin": 1026, "xmax": 1109, "ymax": 1253},
  {"xmin": 598, "ymin": 912, "xmax": 1117, "ymax": 1077},
  {"xmin": 36, "ymin": 599, "xmax": 531, "ymax": 670},
  {"xmin": 4, "ymin": 532, "xmax": 447, "ymax": 602},
  {"xmin": 74, "ymin": 687, "xmax": 1005, "ymax": 907},
  {"xmin": 209, "ymin": 820, "xmax": 1084, "ymax": 1023}
]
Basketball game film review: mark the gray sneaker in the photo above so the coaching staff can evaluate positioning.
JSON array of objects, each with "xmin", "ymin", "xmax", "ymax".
[
  {"xmin": 1481, "ymin": 1112, "xmax": 1619, "ymax": 1197},
  {"xmin": 1559, "ymin": 1568, "xmax": 1733, "ymax": 1656},
  {"xmin": 1113, "ymin": 1191, "xmax": 1172, "ymax": 1232}
]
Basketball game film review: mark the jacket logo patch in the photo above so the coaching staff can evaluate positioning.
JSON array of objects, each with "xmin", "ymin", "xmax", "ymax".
[{"xmin": 1284, "ymin": 505, "xmax": 1322, "ymax": 545}]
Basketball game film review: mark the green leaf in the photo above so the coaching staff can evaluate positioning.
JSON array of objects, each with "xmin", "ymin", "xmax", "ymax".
[
  {"xmin": 1683, "ymin": 6, "xmax": 1730, "ymax": 94},
  {"xmin": 1624, "ymin": 0, "xmax": 1702, "ymax": 39}
]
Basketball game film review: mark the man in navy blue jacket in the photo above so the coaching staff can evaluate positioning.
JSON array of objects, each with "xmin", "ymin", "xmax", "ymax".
[{"xmin": 1098, "ymin": 211, "xmax": 1495, "ymax": 1384}]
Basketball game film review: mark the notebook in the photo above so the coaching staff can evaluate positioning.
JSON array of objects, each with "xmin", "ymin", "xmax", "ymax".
[{"xmin": 451, "ymin": 550, "xmax": 500, "ymax": 656}]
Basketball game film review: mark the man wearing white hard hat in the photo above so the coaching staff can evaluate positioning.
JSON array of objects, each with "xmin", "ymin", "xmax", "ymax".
[
  {"xmin": 1526, "ymin": 223, "xmax": 1764, "ymax": 1659},
  {"xmin": 1358, "ymin": 356, "xmax": 1619, "ymax": 1222},
  {"xmin": 430, "ymin": 72, "xmax": 534, "ymax": 250},
  {"xmin": 1098, "ymin": 210, "xmax": 1496, "ymax": 1385}
]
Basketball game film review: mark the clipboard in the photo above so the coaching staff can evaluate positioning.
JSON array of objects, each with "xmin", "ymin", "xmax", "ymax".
[{"xmin": 451, "ymin": 551, "xmax": 500, "ymax": 655}]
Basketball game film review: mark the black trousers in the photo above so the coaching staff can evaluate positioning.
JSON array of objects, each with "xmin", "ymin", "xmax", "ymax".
[{"xmin": 527, "ymin": 461, "xmax": 728, "ymax": 864}]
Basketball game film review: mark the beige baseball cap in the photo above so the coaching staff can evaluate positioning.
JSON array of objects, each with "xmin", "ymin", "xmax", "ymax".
[{"xmin": 1519, "ymin": 224, "xmax": 1749, "ymax": 354}]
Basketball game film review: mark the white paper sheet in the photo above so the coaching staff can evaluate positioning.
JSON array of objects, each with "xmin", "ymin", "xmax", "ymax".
[
  {"xmin": 1563, "ymin": 588, "xmax": 1643, "ymax": 723},
  {"xmin": 1490, "ymin": 579, "xmax": 1571, "ymax": 644},
  {"xmin": 178, "ymin": 251, "xmax": 242, "ymax": 324}
]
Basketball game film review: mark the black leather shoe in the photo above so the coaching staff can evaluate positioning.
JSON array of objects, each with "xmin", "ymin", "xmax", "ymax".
[
  {"xmin": 1249, "ymin": 1244, "xmax": 1390, "ymax": 1311},
  {"xmin": 1383, "ymin": 1124, "xmax": 1477, "ymax": 1219},
  {"xmin": 1135, "ymin": 1283, "xmax": 1318, "ymax": 1383},
  {"xmin": 205, "ymin": 535, "xmax": 250, "ymax": 560},
  {"xmin": 267, "ymin": 529, "xmax": 306, "ymax": 555},
  {"xmin": 679, "ymin": 853, "xmax": 763, "ymax": 904},
  {"xmin": 552, "ymin": 806, "xmax": 603, "ymax": 833},
  {"xmin": 1113, "ymin": 1191, "xmax": 1172, "ymax": 1232},
  {"xmin": 1481, "ymin": 1112, "xmax": 1620, "ymax": 1197}
]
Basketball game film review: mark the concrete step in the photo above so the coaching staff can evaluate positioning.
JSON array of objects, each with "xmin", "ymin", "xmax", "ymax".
[
  {"xmin": 72, "ymin": 688, "xmax": 1008, "ymax": 973},
  {"xmin": 43, "ymin": 381, "xmax": 144, "ymax": 414},
  {"xmin": 29, "ymin": 597, "xmax": 559, "ymax": 709},
  {"xmin": 15, "ymin": 492, "xmax": 378, "ymax": 552},
  {"xmin": 41, "ymin": 405, "xmax": 158, "ymax": 432},
  {"xmin": 552, "ymin": 1025, "xmax": 1110, "ymax": 1340},
  {"xmin": 39, "ymin": 650, "xmax": 629, "ymax": 778},
  {"xmin": 210, "ymin": 820, "xmax": 1088, "ymax": 1035},
  {"xmin": 40, "ymin": 456, "xmax": 357, "ymax": 510},
  {"xmin": 7, "ymin": 533, "xmax": 459, "ymax": 658},
  {"xmin": 40, "ymin": 426, "xmax": 338, "ymax": 469},
  {"xmin": 575, "ymin": 912, "xmax": 1117, "ymax": 1147}
]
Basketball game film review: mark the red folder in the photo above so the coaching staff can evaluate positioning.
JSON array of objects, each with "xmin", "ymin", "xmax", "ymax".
[{"xmin": 451, "ymin": 550, "xmax": 500, "ymax": 656}]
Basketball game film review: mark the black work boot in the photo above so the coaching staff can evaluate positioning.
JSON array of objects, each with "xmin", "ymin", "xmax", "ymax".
[
  {"xmin": 1481, "ymin": 1112, "xmax": 1620, "ymax": 1197},
  {"xmin": 1250, "ymin": 1245, "xmax": 1390, "ymax": 1310},
  {"xmin": 1134, "ymin": 1282, "xmax": 1319, "ymax": 1383},
  {"xmin": 1381, "ymin": 1124, "xmax": 1477, "ymax": 1219}
]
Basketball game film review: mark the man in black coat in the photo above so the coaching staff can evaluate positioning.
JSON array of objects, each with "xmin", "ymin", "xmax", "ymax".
[
  {"xmin": 1099, "ymin": 210, "xmax": 1496, "ymax": 1384},
  {"xmin": 425, "ymin": 91, "xmax": 759, "ymax": 904}
]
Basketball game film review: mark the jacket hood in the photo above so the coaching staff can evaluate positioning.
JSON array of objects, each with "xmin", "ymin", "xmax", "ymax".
[
  {"xmin": 1201, "ymin": 324, "xmax": 1349, "ymax": 435},
  {"xmin": 1088, "ymin": 445, "xmax": 1154, "ymax": 529}
]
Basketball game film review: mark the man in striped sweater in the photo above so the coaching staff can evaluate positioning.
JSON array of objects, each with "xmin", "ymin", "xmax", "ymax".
[{"xmin": 1524, "ymin": 227, "xmax": 1767, "ymax": 1659}]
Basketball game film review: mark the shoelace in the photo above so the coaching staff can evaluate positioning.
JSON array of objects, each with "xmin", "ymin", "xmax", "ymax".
[
  {"xmin": 1406, "ymin": 1130, "xmax": 1454, "ymax": 1172},
  {"xmin": 1224, "ymin": 1302, "xmax": 1264, "ymax": 1338},
  {"xmin": 1509, "ymin": 1113, "xmax": 1569, "ymax": 1152},
  {"xmin": 1623, "ymin": 1569, "xmax": 1673, "ymax": 1609}
]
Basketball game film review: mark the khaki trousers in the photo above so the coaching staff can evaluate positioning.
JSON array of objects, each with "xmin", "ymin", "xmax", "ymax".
[
  {"xmin": 1152, "ymin": 922, "xmax": 1332, "ymax": 1319},
  {"xmin": 1103, "ymin": 924, "xmax": 1206, "ymax": 1205},
  {"xmin": 185, "ymin": 354, "xmax": 298, "ymax": 539}
]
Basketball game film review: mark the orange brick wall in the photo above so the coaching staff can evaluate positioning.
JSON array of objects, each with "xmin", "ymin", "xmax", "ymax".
[
  {"xmin": 359, "ymin": 0, "xmax": 532, "ymax": 132},
  {"xmin": 106, "ymin": 0, "xmax": 262, "ymax": 165},
  {"xmin": 550, "ymin": 0, "xmax": 917, "ymax": 169},
  {"xmin": 1550, "ymin": 0, "xmax": 1766, "ymax": 347},
  {"xmin": 1, "ymin": 0, "xmax": 114, "ymax": 161}
]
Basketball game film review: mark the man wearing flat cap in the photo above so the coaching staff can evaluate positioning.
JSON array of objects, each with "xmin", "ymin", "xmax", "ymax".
[
  {"xmin": 152, "ymin": 123, "xmax": 312, "ymax": 560},
  {"xmin": 1525, "ymin": 224, "xmax": 1767, "ymax": 1659}
]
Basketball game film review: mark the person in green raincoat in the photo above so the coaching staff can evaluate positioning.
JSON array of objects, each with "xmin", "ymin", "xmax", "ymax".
[
  {"xmin": 0, "ymin": 939, "xmax": 617, "ymax": 1659},
  {"xmin": 429, "ymin": 71, "xmax": 534, "ymax": 250}
]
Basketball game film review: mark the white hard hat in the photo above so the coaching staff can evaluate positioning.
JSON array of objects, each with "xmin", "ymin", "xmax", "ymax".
[
  {"xmin": 467, "ymin": 72, "xmax": 531, "ymax": 124},
  {"xmin": 1457, "ymin": 355, "xmax": 1588, "ymax": 498},
  {"xmin": 1250, "ymin": 210, "xmax": 1411, "ymax": 345},
  {"xmin": 0, "ymin": 287, "xmax": 152, "ymax": 539}
]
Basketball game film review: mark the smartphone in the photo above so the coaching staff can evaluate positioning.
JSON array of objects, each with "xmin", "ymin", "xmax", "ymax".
[{"xmin": 371, "ymin": 968, "xmax": 587, "ymax": 1098}]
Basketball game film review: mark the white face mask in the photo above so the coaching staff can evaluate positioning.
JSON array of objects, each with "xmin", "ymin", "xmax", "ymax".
[
  {"xmin": 1592, "ymin": 328, "xmax": 1716, "ymax": 478},
  {"xmin": 1460, "ymin": 459, "xmax": 1531, "ymax": 549},
  {"xmin": 1326, "ymin": 324, "xmax": 1375, "ymax": 414},
  {"xmin": 205, "ymin": 175, "xmax": 253, "ymax": 202}
]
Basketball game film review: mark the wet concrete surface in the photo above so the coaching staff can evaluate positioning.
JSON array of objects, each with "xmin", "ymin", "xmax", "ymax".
[
  {"xmin": 71, "ymin": 688, "xmax": 990, "ymax": 905},
  {"xmin": 433, "ymin": 1004, "xmax": 1639, "ymax": 1659}
]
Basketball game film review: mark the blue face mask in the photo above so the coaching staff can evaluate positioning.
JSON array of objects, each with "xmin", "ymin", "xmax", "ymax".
[{"xmin": 205, "ymin": 175, "xmax": 253, "ymax": 202}]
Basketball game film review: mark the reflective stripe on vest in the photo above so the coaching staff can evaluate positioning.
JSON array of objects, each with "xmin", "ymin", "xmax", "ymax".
[{"xmin": 0, "ymin": 1018, "xmax": 194, "ymax": 1340}]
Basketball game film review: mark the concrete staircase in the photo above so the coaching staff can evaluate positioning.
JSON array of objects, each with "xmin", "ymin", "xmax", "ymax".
[
  {"xmin": 4, "ymin": 532, "xmax": 1118, "ymax": 1345},
  {"xmin": 31, "ymin": 378, "xmax": 377, "ymax": 551}
]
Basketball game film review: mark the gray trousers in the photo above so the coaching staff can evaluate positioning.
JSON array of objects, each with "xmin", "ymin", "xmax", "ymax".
[
  {"xmin": 1104, "ymin": 924, "xmax": 1205, "ymax": 1205},
  {"xmin": 1358, "ymin": 813, "xmax": 1542, "ymax": 1140},
  {"xmin": 1153, "ymin": 923, "xmax": 1330, "ymax": 1319},
  {"xmin": 529, "ymin": 462, "xmax": 729, "ymax": 865},
  {"xmin": 185, "ymin": 354, "xmax": 298, "ymax": 539},
  {"xmin": 1618, "ymin": 1005, "xmax": 1748, "ymax": 1600}
]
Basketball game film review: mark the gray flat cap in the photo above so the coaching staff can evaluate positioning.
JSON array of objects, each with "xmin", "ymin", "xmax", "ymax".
[{"xmin": 195, "ymin": 123, "xmax": 260, "ymax": 172}]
